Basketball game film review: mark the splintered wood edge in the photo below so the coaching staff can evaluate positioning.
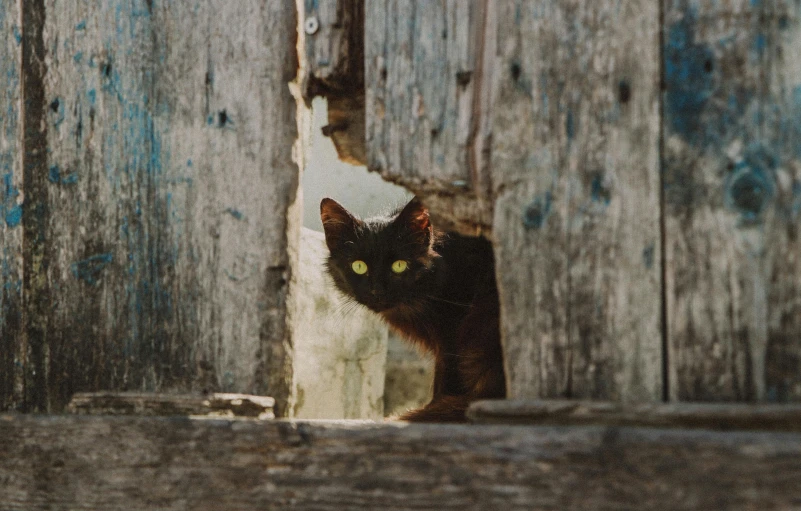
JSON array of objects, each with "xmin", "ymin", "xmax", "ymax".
[
  {"xmin": 467, "ymin": 399, "xmax": 801, "ymax": 432},
  {"xmin": 66, "ymin": 392, "xmax": 275, "ymax": 419}
]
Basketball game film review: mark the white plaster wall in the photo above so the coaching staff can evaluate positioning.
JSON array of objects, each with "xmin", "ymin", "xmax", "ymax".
[
  {"xmin": 292, "ymin": 228, "xmax": 388, "ymax": 419},
  {"xmin": 302, "ymin": 98, "xmax": 410, "ymax": 230}
]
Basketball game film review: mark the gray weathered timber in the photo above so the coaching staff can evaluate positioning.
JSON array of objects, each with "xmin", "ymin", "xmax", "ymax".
[
  {"xmin": 491, "ymin": 1, "xmax": 663, "ymax": 402},
  {"xmin": 365, "ymin": 0, "xmax": 495, "ymax": 235},
  {"xmin": 663, "ymin": 1, "xmax": 801, "ymax": 402},
  {"xmin": 17, "ymin": 0, "xmax": 299, "ymax": 414},
  {"xmin": 301, "ymin": 0, "xmax": 366, "ymax": 165},
  {"xmin": 66, "ymin": 391, "xmax": 275, "ymax": 418},
  {"xmin": 3, "ymin": 415, "xmax": 801, "ymax": 510},
  {"xmin": 468, "ymin": 399, "xmax": 801, "ymax": 431},
  {"xmin": 0, "ymin": 0, "xmax": 24, "ymax": 411}
]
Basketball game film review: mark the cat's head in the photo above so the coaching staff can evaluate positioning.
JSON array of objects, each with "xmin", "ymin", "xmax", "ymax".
[{"xmin": 320, "ymin": 197, "xmax": 439, "ymax": 313}]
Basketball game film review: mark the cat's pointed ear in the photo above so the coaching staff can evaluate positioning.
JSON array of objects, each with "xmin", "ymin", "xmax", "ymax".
[
  {"xmin": 321, "ymin": 198, "xmax": 359, "ymax": 251},
  {"xmin": 396, "ymin": 197, "xmax": 432, "ymax": 244}
]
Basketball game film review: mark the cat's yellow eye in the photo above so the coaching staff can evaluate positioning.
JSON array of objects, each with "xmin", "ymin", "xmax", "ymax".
[
  {"xmin": 392, "ymin": 260, "xmax": 408, "ymax": 274},
  {"xmin": 351, "ymin": 260, "xmax": 368, "ymax": 275}
]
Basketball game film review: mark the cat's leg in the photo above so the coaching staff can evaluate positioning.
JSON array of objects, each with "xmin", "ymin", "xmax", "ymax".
[
  {"xmin": 456, "ymin": 291, "xmax": 506, "ymax": 400},
  {"xmin": 397, "ymin": 395, "xmax": 472, "ymax": 423},
  {"xmin": 432, "ymin": 351, "xmax": 464, "ymax": 397}
]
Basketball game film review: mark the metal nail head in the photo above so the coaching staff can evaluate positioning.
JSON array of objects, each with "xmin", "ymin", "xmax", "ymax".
[{"xmin": 304, "ymin": 16, "xmax": 319, "ymax": 35}]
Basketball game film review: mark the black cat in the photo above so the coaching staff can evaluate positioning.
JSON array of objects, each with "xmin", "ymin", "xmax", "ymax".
[{"xmin": 320, "ymin": 197, "xmax": 505, "ymax": 422}]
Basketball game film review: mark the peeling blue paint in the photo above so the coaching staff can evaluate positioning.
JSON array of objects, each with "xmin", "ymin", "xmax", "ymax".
[
  {"xmin": 752, "ymin": 33, "xmax": 767, "ymax": 54},
  {"xmin": 101, "ymin": 60, "xmax": 124, "ymax": 103},
  {"xmin": 48, "ymin": 165, "xmax": 79, "ymax": 185},
  {"xmin": 225, "ymin": 208, "xmax": 245, "ymax": 220},
  {"xmin": 793, "ymin": 86, "xmax": 801, "ymax": 159},
  {"xmin": 788, "ymin": 181, "xmax": 801, "ymax": 222},
  {"xmin": 642, "ymin": 244, "xmax": 655, "ymax": 269},
  {"xmin": 523, "ymin": 191, "xmax": 553, "ymax": 229},
  {"xmin": 664, "ymin": 8, "xmax": 715, "ymax": 140},
  {"xmin": 215, "ymin": 110, "xmax": 232, "ymax": 128},
  {"xmin": 1, "ymin": 173, "xmax": 22, "ymax": 228},
  {"xmin": 724, "ymin": 144, "xmax": 777, "ymax": 224},
  {"xmin": 66, "ymin": 1, "xmax": 181, "ymax": 353},
  {"xmin": 590, "ymin": 173, "xmax": 611, "ymax": 205},
  {"xmin": 76, "ymin": 20, "xmax": 87, "ymax": 30},
  {"xmin": 48, "ymin": 165, "xmax": 60, "ymax": 183},
  {"xmin": 5, "ymin": 205, "xmax": 21, "ymax": 228},
  {"xmin": 49, "ymin": 97, "xmax": 65, "ymax": 128},
  {"xmin": 566, "ymin": 110, "xmax": 576, "ymax": 141},
  {"xmin": 73, "ymin": 51, "xmax": 84, "ymax": 64},
  {"xmin": 71, "ymin": 253, "xmax": 114, "ymax": 286},
  {"xmin": 12, "ymin": 25, "xmax": 21, "ymax": 45}
]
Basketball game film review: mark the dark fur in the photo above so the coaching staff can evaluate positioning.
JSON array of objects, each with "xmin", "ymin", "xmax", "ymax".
[{"xmin": 320, "ymin": 197, "xmax": 505, "ymax": 422}]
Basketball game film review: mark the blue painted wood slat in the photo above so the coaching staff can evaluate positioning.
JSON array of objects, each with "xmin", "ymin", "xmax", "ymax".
[
  {"xmin": 663, "ymin": 0, "xmax": 801, "ymax": 401},
  {"xmin": 4, "ymin": 0, "xmax": 300, "ymax": 414}
]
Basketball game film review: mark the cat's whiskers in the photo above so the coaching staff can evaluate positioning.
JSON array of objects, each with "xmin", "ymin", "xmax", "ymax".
[
  {"xmin": 424, "ymin": 294, "xmax": 471, "ymax": 308},
  {"xmin": 331, "ymin": 298, "xmax": 364, "ymax": 318}
]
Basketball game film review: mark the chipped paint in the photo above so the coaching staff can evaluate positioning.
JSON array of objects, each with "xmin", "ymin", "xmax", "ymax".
[
  {"xmin": 590, "ymin": 173, "xmax": 611, "ymax": 206},
  {"xmin": 664, "ymin": 8, "xmax": 715, "ymax": 141},
  {"xmin": 48, "ymin": 165, "xmax": 79, "ymax": 185},
  {"xmin": 71, "ymin": 253, "xmax": 114, "ymax": 285},
  {"xmin": 225, "ymin": 208, "xmax": 245, "ymax": 220},
  {"xmin": 724, "ymin": 144, "xmax": 777, "ymax": 225},
  {"xmin": 522, "ymin": 191, "xmax": 553, "ymax": 229},
  {"xmin": 1, "ymin": 173, "xmax": 22, "ymax": 228},
  {"xmin": 642, "ymin": 244, "xmax": 655, "ymax": 269}
]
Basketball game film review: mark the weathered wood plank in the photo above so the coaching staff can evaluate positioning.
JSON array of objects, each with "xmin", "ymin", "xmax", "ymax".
[
  {"xmin": 17, "ymin": 0, "xmax": 300, "ymax": 414},
  {"xmin": 468, "ymin": 399, "xmax": 801, "ymax": 431},
  {"xmin": 0, "ymin": 0, "xmax": 24, "ymax": 411},
  {"xmin": 2, "ymin": 415, "xmax": 801, "ymax": 510},
  {"xmin": 66, "ymin": 391, "xmax": 275, "ymax": 418},
  {"xmin": 492, "ymin": 1, "xmax": 663, "ymax": 402},
  {"xmin": 365, "ymin": 0, "xmax": 494, "ymax": 235},
  {"xmin": 663, "ymin": 1, "xmax": 801, "ymax": 401},
  {"xmin": 301, "ymin": 0, "xmax": 366, "ymax": 165}
]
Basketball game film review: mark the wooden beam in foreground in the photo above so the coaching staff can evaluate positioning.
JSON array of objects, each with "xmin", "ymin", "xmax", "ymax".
[
  {"xmin": 468, "ymin": 399, "xmax": 801, "ymax": 432},
  {"xmin": 2, "ymin": 415, "xmax": 800, "ymax": 510}
]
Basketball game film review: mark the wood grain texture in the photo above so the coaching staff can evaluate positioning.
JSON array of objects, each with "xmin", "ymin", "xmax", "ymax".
[
  {"xmin": 468, "ymin": 399, "xmax": 801, "ymax": 431},
  {"xmin": 663, "ymin": 0, "xmax": 801, "ymax": 402},
  {"xmin": 492, "ymin": 1, "xmax": 663, "ymax": 402},
  {"xmin": 66, "ymin": 391, "xmax": 275, "ymax": 418},
  {"xmin": 12, "ymin": 0, "xmax": 300, "ymax": 414},
  {"xmin": 365, "ymin": 0, "xmax": 494, "ymax": 235},
  {"xmin": 301, "ymin": 0, "xmax": 366, "ymax": 165},
  {"xmin": 2, "ymin": 415, "xmax": 801, "ymax": 510},
  {"xmin": 0, "ymin": 0, "xmax": 24, "ymax": 411}
]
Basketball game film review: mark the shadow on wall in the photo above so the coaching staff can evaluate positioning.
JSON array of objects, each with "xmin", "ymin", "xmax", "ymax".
[{"xmin": 295, "ymin": 98, "xmax": 432, "ymax": 419}]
